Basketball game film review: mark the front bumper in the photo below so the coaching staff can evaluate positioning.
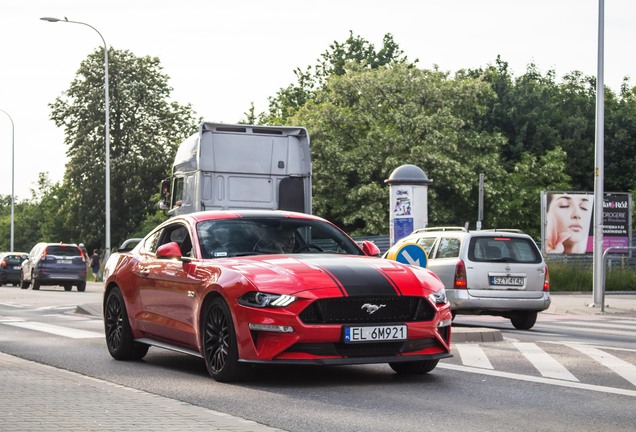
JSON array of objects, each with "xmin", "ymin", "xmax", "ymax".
[{"xmin": 232, "ymin": 299, "xmax": 453, "ymax": 364}]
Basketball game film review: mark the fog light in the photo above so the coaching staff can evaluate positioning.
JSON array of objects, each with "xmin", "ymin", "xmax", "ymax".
[{"xmin": 248, "ymin": 323, "xmax": 294, "ymax": 333}]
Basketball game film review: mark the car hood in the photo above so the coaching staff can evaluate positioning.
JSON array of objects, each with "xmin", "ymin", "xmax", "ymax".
[{"xmin": 214, "ymin": 254, "xmax": 443, "ymax": 297}]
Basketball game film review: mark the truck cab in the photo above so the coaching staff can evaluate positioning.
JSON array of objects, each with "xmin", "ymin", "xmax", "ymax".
[{"xmin": 160, "ymin": 123, "xmax": 312, "ymax": 216}]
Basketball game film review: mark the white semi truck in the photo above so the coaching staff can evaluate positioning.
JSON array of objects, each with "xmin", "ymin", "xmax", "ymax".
[{"xmin": 160, "ymin": 122, "xmax": 312, "ymax": 216}]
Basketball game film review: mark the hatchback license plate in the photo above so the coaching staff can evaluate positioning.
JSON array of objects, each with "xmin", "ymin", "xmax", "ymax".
[
  {"xmin": 57, "ymin": 260, "xmax": 72, "ymax": 264},
  {"xmin": 344, "ymin": 324, "xmax": 407, "ymax": 343},
  {"xmin": 490, "ymin": 276, "xmax": 524, "ymax": 286}
]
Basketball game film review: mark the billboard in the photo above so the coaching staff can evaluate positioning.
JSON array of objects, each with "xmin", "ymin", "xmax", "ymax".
[{"xmin": 541, "ymin": 191, "xmax": 632, "ymax": 255}]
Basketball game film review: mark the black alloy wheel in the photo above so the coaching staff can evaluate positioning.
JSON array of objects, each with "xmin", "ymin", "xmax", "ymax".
[
  {"xmin": 104, "ymin": 288, "xmax": 149, "ymax": 360},
  {"xmin": 202, "ymin": 297, "xmax": 248, "ymax": 382}
]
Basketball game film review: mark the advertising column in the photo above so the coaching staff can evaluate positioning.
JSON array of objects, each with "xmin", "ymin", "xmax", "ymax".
[{"xmin": 385, "ymin": 165, "xmax": 433, "ymax": 246}]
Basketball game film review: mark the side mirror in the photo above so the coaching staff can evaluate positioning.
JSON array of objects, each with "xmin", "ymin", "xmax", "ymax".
[
  {"xmin": 360, "ymin": 241, "xmax": 381, "ymax": 257},
  {"xmin": 156, "ymin": 242, "xmax": 183, "ymax": 259},
  {"xmin": 159, "ymin": 178, "xmax": 171, "ymax": 210}
]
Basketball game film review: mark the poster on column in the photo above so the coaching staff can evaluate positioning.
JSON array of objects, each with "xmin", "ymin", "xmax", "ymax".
[{"xmin": 390, "ymin": 187, "xmax": 413, "ymax": 244}]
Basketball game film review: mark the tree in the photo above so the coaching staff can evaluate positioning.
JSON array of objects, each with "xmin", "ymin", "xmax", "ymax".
[
  {"xmin": 49, "ymin": 48, "xmax": 198, "ymax": 249},
  {"xmin": 261, "ymin": 32, "xmax": 416, "ymax": 125},
  {"xmin": 469, "ymin": 59, "xmax": 596, "ymax": 192},
  {"xmin": 290, "ymin": 63, "xmax": 513, "ymax": 235},
  {"xmin": 605, "ymin": 80, "xmax": 636, "ymax": 192}
]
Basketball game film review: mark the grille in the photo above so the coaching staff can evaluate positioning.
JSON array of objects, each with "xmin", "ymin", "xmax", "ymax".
[
  {"xmin": 287, "ymin": 338, "xmax": 437, "ymax": 358},
  {"xmin": 299, "ymin": 296, "xmax": 436, "ymax": 324}
]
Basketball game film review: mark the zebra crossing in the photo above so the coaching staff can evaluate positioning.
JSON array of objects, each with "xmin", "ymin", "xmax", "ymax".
[{"xmin": 444, "ymin": 317, "xmax": 636, "ymax": 395}]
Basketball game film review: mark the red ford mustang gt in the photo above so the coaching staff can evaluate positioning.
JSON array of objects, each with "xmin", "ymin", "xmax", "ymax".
[{"xmin": 103, "ymin": 210, "xmax": 452, "ymax": 382}]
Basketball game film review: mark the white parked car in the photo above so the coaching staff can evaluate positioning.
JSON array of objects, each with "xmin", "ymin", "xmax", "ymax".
[{"xmin": 389, "ymin": 227, "xmax": 550, "ymax": 329}]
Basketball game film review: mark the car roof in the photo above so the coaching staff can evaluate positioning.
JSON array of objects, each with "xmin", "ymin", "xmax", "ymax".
[
  {"xmin": 408, "ymin": 228, "xmax": 532, "ymax": 239},
  {"xmin": 173, "ymin": 210, "xmax": 323, "ymax": 225}
]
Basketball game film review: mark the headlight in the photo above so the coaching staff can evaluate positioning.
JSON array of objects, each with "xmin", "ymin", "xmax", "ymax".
[
  {"xmin": 238, "ymin": 292, "xmax": 297, "ymax": 308},
  {"xmin": 428, "ymin": 289, "xmax": 448, "ymax": 305}
]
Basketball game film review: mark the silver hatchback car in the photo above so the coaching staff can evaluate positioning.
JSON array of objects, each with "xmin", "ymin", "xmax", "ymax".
[{"xmin": 391, "ymin": 227, "xmax": 550, "ymax": 329}]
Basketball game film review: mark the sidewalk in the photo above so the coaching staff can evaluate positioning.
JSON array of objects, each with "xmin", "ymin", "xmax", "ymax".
[
  {"xmin": 0, "ymin": 351, "xmax": 283, "ymax": 432},
  {"xmin": 546, "ymin": 291, "xmax": 636, "ymax": 316}
]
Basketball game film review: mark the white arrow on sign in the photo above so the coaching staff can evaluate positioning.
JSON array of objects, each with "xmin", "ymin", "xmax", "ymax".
[{"xmin": 401, "ymin": 250, "xmax": 420, "ymax": 266}]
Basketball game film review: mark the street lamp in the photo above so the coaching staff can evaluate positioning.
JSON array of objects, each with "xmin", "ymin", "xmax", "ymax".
[
  {"xmin": 40, "ymin": 17, "xmax": 110, "ymax": 259},
  {"xmin": 0, "ymin": 109, "xmax": 15, "ymax": 252}
]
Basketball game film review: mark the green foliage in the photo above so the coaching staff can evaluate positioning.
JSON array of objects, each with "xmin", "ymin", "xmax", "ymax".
[
  {"xmin": 287, "ymin": 61, "xmax": 571, "ymax": 235},
  {"xmin": 548, "ymin": 261, "xmax": 636, "ymax": 292},
  {"xmin": 261, "ymin": 31, "xmax": 416, "ymax": 125},
  {"xmin": 48, "ymin": 48, "xmax": 198, "ymax": 250},
  {"xmin": 4, "ymin": 33, "xmax": 636, "ymax": 252}
]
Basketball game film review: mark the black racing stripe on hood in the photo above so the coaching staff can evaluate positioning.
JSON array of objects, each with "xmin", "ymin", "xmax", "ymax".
[{"xmin": 317, "ymin": 262, "xmax": 398, "ymax": 296}]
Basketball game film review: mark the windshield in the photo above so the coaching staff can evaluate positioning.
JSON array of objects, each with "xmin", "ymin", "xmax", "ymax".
[
  {"xmin": 196, "ymin": 218, "xmax": 363, "ymax": 258},
  {"xmin": 468, "ymin": 236, "xmax": 542, "ymax": 263}
]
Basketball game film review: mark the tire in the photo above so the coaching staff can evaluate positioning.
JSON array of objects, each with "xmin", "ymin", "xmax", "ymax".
[
  {"xmin": 63, "ymin": 284, "xmax": 72, "ymax": 292},
  {"xmin": 389, "ymin": 359, "xmax": 439, "ymax": 375},
  {"xmin": 32, "ymin": 273, "xmax": 40, "ymax": 291},
  {"xmin": 201, "ymin": 297, "xmax": 249, "ymax": 382},
  {"xmin": 104, "ymin": 287, "xmax": 149, "ymax": 360},
  {"xmin": 19, "ymin": 273, "xmax": 29, "ymax": 289},
  {"xmin": 510, "ymin": 311, "xmax": 538, "ymax": 330},
  {"xmin": 77, "ymin": 282, "xmax": 86, "ymax": 292}
]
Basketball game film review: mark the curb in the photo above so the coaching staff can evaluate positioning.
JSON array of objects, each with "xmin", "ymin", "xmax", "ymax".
[{"xmin": 452, "ymin": 327, "xmax": 503, "ymax": 343}]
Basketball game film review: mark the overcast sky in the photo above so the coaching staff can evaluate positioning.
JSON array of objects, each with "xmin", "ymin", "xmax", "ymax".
[{"xmin": 1, "ymin": 0, "xmax": 634, "ymax": 200}]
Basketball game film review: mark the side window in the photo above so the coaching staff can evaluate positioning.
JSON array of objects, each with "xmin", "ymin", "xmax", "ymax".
[
  {"xmin": 157, "ymin": 224, "xmax": 193, "ymax": 257},
  {"xmin": 436, "ymin": 238, "xmax": 460, "ymax": 258},
  {"xmin": 172, "ymin": 177, "xmax": 184, "ymax": 208},
  {"xmin": 415, "ymin": 237, "xmax": 438, "ymax": 255},
  {"xmin": 143, "ymin": 231, "xmax": 162, "ymax": 254}
]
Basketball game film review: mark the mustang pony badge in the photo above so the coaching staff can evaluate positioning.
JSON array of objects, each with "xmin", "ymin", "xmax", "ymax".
[{"xmin": 361, "ymin": 303, "xmax": 386, "ymax": 315}]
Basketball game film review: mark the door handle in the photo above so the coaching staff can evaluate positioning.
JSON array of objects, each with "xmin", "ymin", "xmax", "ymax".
[{"xmin": 139, "ymin": 268, "xmax": 150, "ymax": 277}]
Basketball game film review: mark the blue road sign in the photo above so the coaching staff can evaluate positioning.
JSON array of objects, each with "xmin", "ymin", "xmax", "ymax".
[{"xmin": 393, "ymin": 243, "xmax": 428, "ymax": 268}]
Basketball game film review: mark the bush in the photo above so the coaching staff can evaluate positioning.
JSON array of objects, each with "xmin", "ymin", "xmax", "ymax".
[{"xmin": 548, "ymin": 261, "xmax": 636, "ymax": 292}]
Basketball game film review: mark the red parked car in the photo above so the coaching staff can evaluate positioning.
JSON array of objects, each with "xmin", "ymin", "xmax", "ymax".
[{"xmin": 103, "ymin": 210, "xmax": 452, "ymax": 382}]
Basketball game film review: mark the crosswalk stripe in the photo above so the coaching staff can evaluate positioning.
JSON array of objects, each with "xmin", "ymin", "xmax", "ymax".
[
  {"xmin": 456, "ymin": 344, "xmax": 493, "ymax": 369},
  {"xmin": 438, "ymin": 363, "xmax": 636, "ymax": 397},
  {"xmin": 533, "ymin": 323, "xmax": 635, "ymax": 338},
  {"xmin": 547, "ymin": 320, "xmax": 636, "ymax": 331},
  {"xmin": 3, "ymin": 322, "xmax": 103, "ymax": 339},
  {"xmin": 564, "ymin": 343, "xmax": 636, "ymax": 387},
  {"xmin": 513, "ymin": 342, "xmax": 578, "ymax": 381}
]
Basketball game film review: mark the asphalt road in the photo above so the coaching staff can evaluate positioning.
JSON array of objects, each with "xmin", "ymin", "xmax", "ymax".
[{"xmin": 1, "ymin": 283, "xmax": 635, "ymax": 431}]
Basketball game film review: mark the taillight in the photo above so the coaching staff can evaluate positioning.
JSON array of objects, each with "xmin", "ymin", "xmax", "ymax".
[
  {"xmin": 77, "ymin": 247, "xmax": 86, "ymax": 262},
  {"xmin": 0, "ymin": 259, "xmax": 6, "ymax": 268},
  {"xmin": 543, "ymin": 265, "xmax": 550, "ymax": 291},
  {"xmin": 454, "ymin": 260, "xmax": 467, "ymax": 289}
]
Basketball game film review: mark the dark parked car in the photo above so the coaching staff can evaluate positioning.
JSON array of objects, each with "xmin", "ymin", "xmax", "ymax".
[
  {"xmin": 0, "ymin": 252, "xmax": 29, "ymax": 286},
  {"xmin": 20, "ymin": 243, "xmax": 87, "ymax": 291}
]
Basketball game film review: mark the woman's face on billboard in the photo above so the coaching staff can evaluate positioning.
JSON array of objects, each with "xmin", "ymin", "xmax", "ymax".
[{"xmin": 548, "ymin": 194, "xmax": 592, "ymax": 248}]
